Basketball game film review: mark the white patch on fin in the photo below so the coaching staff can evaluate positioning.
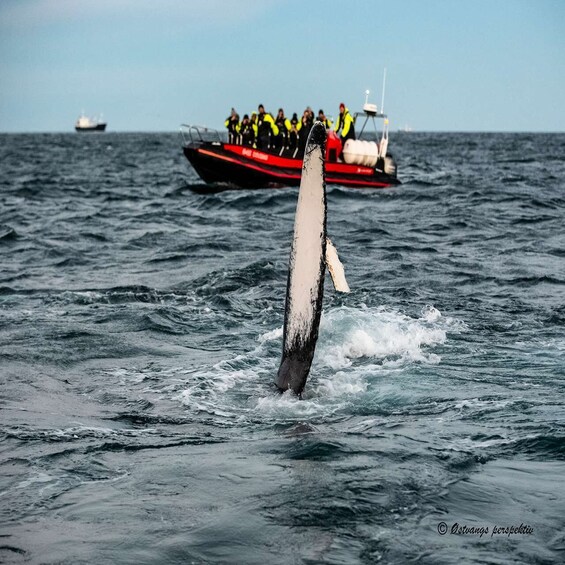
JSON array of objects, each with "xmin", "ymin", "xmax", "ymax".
[
  {"xmin": 284, "ymin": 139, "xmax": 326, "ymax": 349},
  {"xmin": 326, "ymin": 238, "xmax": 350, "ymax": 293},
  {"xmin": 276, "ymin": 122, "xmax": 328, "ymax": 395}
]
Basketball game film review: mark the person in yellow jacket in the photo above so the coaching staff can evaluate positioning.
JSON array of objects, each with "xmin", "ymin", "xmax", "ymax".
[
  {"xmin": 317, "ymin": 109, "xmax": 332, "ymax": 129},
  {"xmin": 256, "ymin": 104, "xmax": 279, "ymax": 151},
  {"xmin": 334, "ymin": 102, "xmax": 355, "ymax": 144},
  {"xmin": 224, "ymin": 108, "xmax": 240, "ymax": 144}
]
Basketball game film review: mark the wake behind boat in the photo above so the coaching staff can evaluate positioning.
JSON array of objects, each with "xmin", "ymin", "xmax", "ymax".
[{"xmin": 180, "ymin": 97, "xmax": 399, "ymax": 190}]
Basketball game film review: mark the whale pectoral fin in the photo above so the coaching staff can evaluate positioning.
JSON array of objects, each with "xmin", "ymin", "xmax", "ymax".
[
  {"xmin": 326, "ymin": 238, "xmax": 350, "ymax": 293},
  {"xmin": 275, "ymin": 122, "xmax": 328, "ymax": 395}
]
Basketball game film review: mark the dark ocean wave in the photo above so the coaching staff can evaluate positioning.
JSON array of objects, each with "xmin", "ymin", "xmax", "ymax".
[
  {"xmin": 501, "ymin": 434, "xmax": 565, "ymax": 460},
  {"xmin": 0, "ymin": 225, "xmax": 18, "ymax": 241},
  {"xmin": 192, "ymin": 261, "xmax": 278, "ymax": 295}
]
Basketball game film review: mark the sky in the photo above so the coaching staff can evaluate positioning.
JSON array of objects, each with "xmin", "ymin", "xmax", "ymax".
[{"xmin": 0, "ymin": 0, "xmax": 564, "ymax": 132}]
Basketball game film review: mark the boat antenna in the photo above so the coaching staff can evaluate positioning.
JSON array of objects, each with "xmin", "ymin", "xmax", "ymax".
[
  {"xmin": 365, "ymin": 89, "xmax": 370, "ymax": 106},
  {"xmin": 380, "ymin": 67, "xmax": 387, "ymax": 115}
]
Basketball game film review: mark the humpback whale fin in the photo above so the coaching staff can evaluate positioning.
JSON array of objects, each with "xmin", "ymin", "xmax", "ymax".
[
  {"xmin": 326, "ymin": 238, "xmax": 350, "ymax": 293},
  {"xmin": 275, "ymin": 122, "xmax": 327, "ymax": 395}
]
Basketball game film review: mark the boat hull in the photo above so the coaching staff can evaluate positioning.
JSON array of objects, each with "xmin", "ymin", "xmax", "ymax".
[
  {"xmin": 75, "ymin": 124, "xmax": 107, "ymax": 132},
  {"xmin": 183, "ymin": 142, "xmax": 399, "ymax": 190}
]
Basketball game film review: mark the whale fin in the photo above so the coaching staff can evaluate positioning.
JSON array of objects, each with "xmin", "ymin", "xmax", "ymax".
[
  {"xmin": 326, "ymin": 238, "xmax": 350, "ymax": 293},
  {"xmin": 275, "ymin": 122, "xmax": 327, "ymax": 395}
]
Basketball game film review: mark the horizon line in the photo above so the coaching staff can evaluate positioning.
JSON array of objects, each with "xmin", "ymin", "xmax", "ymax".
[{"xmin": 1, "ymin": 129, "xmax": 565, "ymax": 135}]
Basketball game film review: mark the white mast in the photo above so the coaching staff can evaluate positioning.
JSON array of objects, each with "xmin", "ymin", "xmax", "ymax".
[
  {"xmin": 379, "ymin": 68, "xmax": 389, "ymax": 159},
  {"xmin": 380, "ymin": 67, "xmax": 387, "ymax": 115}
]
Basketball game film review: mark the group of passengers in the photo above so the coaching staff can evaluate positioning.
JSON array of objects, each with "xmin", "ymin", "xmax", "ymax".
[{"xmin": 224, "ymin": 103, "xmax": 356, "ymax": 156}]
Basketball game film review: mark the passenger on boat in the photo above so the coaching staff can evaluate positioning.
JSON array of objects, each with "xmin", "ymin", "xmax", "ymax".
[
  {"xmin": 288, "ymin": 112, "xmax": 300, "ymax": 153},
  {"xmin": 224, "ymin": 108, "xmax": 240, "ymax": 144},
  {"xmin": 273, "ymin": 108, "xmax": 291, "ymax": 151},
  {"xmin": 334, "ymin": 103, "xmax": 356, "ymax": 144},
  {"xmin": 239, "ymin": 114, "xmax": 257, "ymax": 147},
  {"xmin": 317, "ymin": 109, "xmax": 332, "ymax": 129},
  {"xmin": 298, "ymin": 108, "xmax": 314, "ymax": 156},
  {"xmin": 256, "ymin": 104, "xmax": 279, "ymax": 150}
]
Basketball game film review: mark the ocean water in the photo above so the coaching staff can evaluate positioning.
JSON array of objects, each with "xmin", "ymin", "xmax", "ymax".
[{"xmin": 1, "ymin": 131, "xmax": 564, "ymax": 564}]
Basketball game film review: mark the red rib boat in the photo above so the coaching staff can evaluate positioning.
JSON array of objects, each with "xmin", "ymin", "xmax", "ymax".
[{"xmin": 180, "ymin": 104, "xmax": 399, "ymax": 190}]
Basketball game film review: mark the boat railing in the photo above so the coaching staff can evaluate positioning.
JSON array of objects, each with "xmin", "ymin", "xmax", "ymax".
[
  {"xmin": 354, "ymin": 110, "xmax": 390, "ymax": 159},
  {"xmin": 180, "ymin": 124, "xmax": 225, "ymax": 146}
]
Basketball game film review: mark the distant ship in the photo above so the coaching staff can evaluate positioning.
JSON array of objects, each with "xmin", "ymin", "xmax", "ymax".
[{"xmin": 75, "ymin": 114, "xmax": 107, "ymax": 132}]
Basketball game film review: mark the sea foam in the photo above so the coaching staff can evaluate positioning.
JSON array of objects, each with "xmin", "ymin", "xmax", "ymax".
[{"xmin": 316, "ymin": 305, "xmax": 448, "ymax": 370}]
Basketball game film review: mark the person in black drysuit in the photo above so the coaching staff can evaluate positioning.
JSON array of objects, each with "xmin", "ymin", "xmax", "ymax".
[
  {"xmin": 288, "ymin": 112, "xmax": 300, "ymax": 153},
  {"xmin": 297, "ymin": 108, "xmax": 313, "ymax": 157},
  {"xmin": 273, "ymin": 108, "xmax": 290, "ymax": 152},
  {"xmin": 224, "ymin": 108, "xmax": 240, "ymax": 144},
  {"xmin": 239, "ymin": 114, "xmax": 256, "ymax": 147}
]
